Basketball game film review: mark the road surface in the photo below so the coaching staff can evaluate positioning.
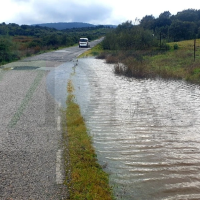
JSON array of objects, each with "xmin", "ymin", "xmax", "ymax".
[{"xmin": 0, "ymin": 38, "xmax": 103, "ymax": 199}]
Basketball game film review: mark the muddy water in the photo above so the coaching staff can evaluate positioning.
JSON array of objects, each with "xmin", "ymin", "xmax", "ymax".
[{"xmin": 48, "ymin": 58, "xmax": 200, "ymax": 200}]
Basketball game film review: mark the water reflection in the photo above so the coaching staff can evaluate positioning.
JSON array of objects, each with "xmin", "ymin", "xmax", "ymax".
[
  {"xmin": 50, "ymin": 58, "xmax": 200, "ymax": 200},
  {"xmin": 46, "ymin": 60, "xmax": 90, "ymax": 108}
]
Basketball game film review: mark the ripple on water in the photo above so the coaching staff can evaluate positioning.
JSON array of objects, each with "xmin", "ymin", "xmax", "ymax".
[{"xmin": 69, "ymin": 58, "xmax": 200, "ymax": 200}]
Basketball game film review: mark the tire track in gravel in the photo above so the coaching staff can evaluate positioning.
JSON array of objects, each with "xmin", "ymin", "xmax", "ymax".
[
  {"xmin": 0, "ymin": 69, "xmax": 67, "ymax": 200},
  {"xmin": 8, "ymin": 71, "xmax": 45, "ymax": 128},
  {"xmin": 0, "ymin": 69, "xmax": 6, "ymax": 81}
]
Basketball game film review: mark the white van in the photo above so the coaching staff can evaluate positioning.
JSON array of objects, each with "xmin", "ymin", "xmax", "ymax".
[{"xmin": 79, "ymin": 38, "xmax": 90, "ymax": 48}]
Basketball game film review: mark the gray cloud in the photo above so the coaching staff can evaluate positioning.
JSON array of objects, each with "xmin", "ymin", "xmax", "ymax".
[
  {"xmin": 10, "ymin": 0, "xmax": 31, "ymax": 3},
  {"xmin": 12, "ymin": 0, "xmax": 114, "ymax": 25}
]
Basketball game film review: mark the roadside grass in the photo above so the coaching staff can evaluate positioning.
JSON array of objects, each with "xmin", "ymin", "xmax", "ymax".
[
  {"xmin": 63, "ymin": 80, "xmax": 114, "ymax": 200},
  {"xmin": 78, "ymin": 43, "xmax": 104, "ymax": 58},
  {"xmin": 147, "ymin": 39, "xmax": 200, "ymax": 83},
  {"xmin": 90, "ymin": 39, "xmax": 200, "ymax": 84}
]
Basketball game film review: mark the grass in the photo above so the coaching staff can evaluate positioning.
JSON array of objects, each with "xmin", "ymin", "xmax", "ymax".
[
  {"xmin": 89, "ymin": 39, "xmax": 200, "ymax": 84},
  {"xmin": 78, "ymin": 43, "xmax": 104, "ymax": 58},
  {"xmin": 147, "ymin": 39, "xmax": 200, "ymax": 83},
  {"xmin": 63, "ymin": 80, "xmax": 114, "ymax": 200}
]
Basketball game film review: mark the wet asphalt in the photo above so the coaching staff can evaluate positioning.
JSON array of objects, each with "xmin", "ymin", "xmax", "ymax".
[{"xmin": 0, "ymin": 38, "xmax": 103, "ymax": 199}]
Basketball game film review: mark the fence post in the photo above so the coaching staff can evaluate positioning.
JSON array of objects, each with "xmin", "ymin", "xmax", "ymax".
[{"xmin": 194, "ymin": 38, "xmax": 196, "ymax": 61}]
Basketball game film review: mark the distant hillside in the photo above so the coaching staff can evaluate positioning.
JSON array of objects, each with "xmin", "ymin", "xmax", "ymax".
[{"xmin": 32, "ymin": 22, "xmax": 116, "ymax": 30}]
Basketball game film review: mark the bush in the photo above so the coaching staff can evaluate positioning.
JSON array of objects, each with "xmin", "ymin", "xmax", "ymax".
[
  {"xmin": 174, "ymin": 44, "xmax": 179, "ymax": 50},
  {"xmin": 160, "ymin": 43, "xmax": 171, "ymax": 50},
  {"xmin": 96, "ymin": 52, "xmax": 107, "ymax": 59},
  {"xmin": 102, "ymin": 23, "xmax": 157, "ymax": 51},
  {"xmin": 33, "ymin": 46, "xmax": 41, "ymax": 54},
  {"xmin": 106, "ymin": 55, "xmax": 118, "ymax": 63}
]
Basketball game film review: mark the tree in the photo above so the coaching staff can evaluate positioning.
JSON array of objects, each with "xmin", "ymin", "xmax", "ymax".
[
  {"xmin": 175, "ymin": 9, "xmax": 198, "ymax": 22},
  {"xmin": 44, "ymin": 34, "xmax": 60, "ymax": 46},
  {"xmin": 116, "ymin": 21, "xmax": 133, "ymax": 33},
  {"xmin": 154, "ymin": 11, "xmax": 172, "ymax": 28},
  {"xmin": 0, "ymin": 36, "xmax": 19, "ymax": 63},
  {"xmin": 102, "ymin": 24, "xmax": 157, "ymax": 50},
  {"xmin": 169, "ymin": 20, "xmax": 196, "ymax": 41},
  {"xmin": 140, "ymin": 15, "xmax": 155, "ymax": 30},
  {"xmin": 159, "ymin": 11, "xmax": 171, "ymax": 19}
]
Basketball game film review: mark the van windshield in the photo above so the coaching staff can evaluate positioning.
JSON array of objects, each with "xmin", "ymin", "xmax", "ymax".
[{"xmin": 80, "ymin": 39, "xmax": 88, "ymax": 42}]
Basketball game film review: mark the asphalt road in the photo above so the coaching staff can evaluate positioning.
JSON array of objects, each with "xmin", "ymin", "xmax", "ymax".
[{"xmin": 0, "ymin": 38, "xmax": 103, "ymax": 200}]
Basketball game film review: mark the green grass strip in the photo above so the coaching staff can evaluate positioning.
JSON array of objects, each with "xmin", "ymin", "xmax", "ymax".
[
  {"xmin": 78, "ymin": 43, "xmax": 104, "ymax": 58},
  {"xmin": 8, "ymin": 71, "xmax": 45, "ymax": 128},
  {"xmin": 63, "ymin": 80, "xmax": 114, "ymax": 200}
]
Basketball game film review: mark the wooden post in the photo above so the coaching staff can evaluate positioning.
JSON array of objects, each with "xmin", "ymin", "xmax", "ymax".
[
  {"xmin": 160, "ymin": 32, "xmax": 162, "ymax": 49},
  {"xmin": 194, "ymin": 38, "xmax": 196, "ymax": 62}
]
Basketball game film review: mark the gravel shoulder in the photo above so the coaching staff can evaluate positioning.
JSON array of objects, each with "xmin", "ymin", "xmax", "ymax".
[{"xmin": 0, "ymin": 69, "xmax": 67, "ymax": 199}]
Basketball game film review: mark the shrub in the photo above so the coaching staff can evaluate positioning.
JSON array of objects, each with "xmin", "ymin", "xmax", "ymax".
[
  {"xmin": 33, "ymin": 46, "xmax": 41, "ymax": 54},
  {"xmin": 174, "ymin": 44, "xmax": 179, "ymax": 50},
  {"xmin": 106, "ymin": 55, "xmax": 118, "ymax": 63},
  {"xmin": 96, "ymin": 52, "xmax": 107, "ymax": 59},
  {"xmin": 102, "ymin": 23, "xmax": 157, "ymax": 51},
  {"xmin": 160, "ymin": 43, "xmax": 171, "ymax": 50}
]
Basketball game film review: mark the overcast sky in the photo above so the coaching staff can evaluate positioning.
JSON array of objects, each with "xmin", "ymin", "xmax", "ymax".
[{"xmin": 1, "ymin": 0, "xmax": 200, "ymax": 25}]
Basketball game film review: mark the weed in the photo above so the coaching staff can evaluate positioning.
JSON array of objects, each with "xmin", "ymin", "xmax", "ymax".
[
  {"xmin": 106, "ymin": 55, "xmax": 118, "ymax": 64},
  {"xmin": 96, "ymin": 52, "xmax": 107, "ymax": 59}
]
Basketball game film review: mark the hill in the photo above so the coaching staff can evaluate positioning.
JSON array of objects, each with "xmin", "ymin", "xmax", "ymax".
[{"xmin": 32, "ymin": 22, "xmax": 116, "ymax": 30}]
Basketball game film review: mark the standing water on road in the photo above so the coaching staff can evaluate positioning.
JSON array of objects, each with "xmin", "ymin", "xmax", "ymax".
[{"xmin": 49, "ymin": 58, "xmax": 200, "ymax": 200}]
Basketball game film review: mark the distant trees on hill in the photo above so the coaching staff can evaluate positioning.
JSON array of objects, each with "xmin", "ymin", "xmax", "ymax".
[
  {"xmin": 0, "ymin": 23, "xmax": 111, "ymax": 65},
  {"xmin": 32, "ymin": 22, "xmax": 96, "ymax": 30}
]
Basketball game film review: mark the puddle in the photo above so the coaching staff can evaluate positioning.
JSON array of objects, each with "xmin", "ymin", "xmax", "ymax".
[
  {"xmin": 46, "ymin": 60, "xmax": 90, "ymax": 108},
  {"xmin": 55, "ymin": 50, "xmax": 70, "ymax": 53},
  {"xmin": 12, "ymin": 66, "xmax": 40, "ymax": 70}
]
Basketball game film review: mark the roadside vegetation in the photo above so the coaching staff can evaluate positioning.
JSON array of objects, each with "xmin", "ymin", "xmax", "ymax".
[
  {"xmin": 97, "ymin": 39, "xmax": 200, "ymax": 84},
  {"xmin": 63, "ymin": 80, "xmax": 114, "ymax": 200},
  {"xmin": 78, "ymin": 42, "xmax": 104, "ymax": 58},
  {"xmin": 2, "ymin": 8, "xmax": 200, "ymax": 198},
  {"xmin": 84, "ymin": 9, "xmax": 200, "ymax": 84}
]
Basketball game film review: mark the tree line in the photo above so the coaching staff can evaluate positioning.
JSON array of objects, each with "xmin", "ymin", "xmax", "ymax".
[
  {"xmin": 102, "ymin": 9, "xmax": 200, "ymax": 51},
  {"xmin": 140, "ymin": 9, "xmax": 200, "ymax": 41}
]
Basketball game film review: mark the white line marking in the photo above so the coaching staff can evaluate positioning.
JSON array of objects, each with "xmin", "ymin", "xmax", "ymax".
[
  {"xmin": 57, "ymin": 116, "xmax": 61, "ymax": 131},
  {"xmin": 56, "ymin": 149, "xmax": 64, "ymax": 184}
]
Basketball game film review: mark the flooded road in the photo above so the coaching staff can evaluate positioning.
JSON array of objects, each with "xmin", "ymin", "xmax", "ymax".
[{"xmin": 48, "ymin": 58, "xmax": 200, "ymax": 200}]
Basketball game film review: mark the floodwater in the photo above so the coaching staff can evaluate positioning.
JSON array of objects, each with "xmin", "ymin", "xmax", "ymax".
[{"xmin": 47, "ymin": 58, "xmax": 200, "ymax": 200}]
